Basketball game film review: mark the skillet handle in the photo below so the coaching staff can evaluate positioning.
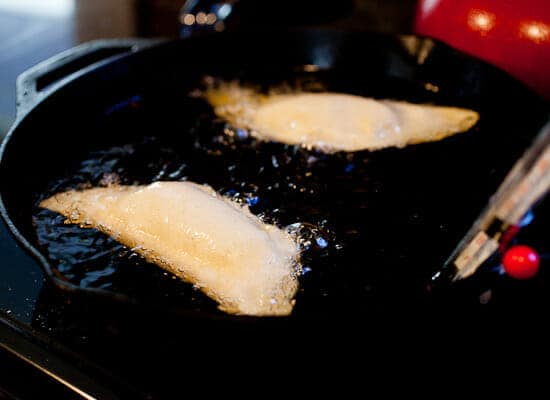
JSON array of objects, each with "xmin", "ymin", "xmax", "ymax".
[{"xmin": 15, "ymin": 39, "xmax": 161, "ymax": 119}]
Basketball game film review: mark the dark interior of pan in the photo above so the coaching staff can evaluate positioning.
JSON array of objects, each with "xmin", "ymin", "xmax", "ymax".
[{"xmin": 1, "ymin": 30, "xmax": 548, "ymax": 320}]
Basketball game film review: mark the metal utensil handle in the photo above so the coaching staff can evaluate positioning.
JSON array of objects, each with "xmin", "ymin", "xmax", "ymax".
[{"xmin": 434, "ymin": 120, "xmax": 550, "ymax": 282}]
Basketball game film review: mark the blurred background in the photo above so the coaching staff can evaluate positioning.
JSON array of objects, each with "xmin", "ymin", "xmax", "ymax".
[{"xmin": 0, "ymin": 0, "xmax": 418, "ymax": 138}]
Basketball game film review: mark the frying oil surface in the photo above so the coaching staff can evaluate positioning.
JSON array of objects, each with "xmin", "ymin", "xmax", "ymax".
[{"xmin": 33, "ymin": 73, "xmax": 483, "ymax": 316}]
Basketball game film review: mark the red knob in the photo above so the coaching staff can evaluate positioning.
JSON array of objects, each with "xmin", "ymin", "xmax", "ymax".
[{"xmin": 502, "ymin": 245, "xmax": 540, "ymax": 280}]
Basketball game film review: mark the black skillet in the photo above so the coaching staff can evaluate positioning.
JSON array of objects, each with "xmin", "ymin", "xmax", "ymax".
[{"xmin": 0, "ymin": 31, "xmax": 548, "ymax": 321}]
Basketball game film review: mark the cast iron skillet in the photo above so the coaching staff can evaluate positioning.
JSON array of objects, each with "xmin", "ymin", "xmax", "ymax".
[{"xmin": 0, "ymin": 31, "xmax": 548, "ymax": 320}]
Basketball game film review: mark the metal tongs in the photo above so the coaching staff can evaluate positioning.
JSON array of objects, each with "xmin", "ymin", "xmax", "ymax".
[{"xmin": 432, "ymin": 120, "xmax": 550, "ymax": 284}]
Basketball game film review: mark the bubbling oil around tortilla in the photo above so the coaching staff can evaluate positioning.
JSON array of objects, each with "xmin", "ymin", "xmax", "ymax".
[{"xmin": 33, "ymin": 73, "xmax": 475, "ymax": 316}]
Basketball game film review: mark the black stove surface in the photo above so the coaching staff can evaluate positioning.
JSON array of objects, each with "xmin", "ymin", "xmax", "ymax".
[{"xmin": 0, "ymin": 221, "xmax": 42, "ymax": 324}]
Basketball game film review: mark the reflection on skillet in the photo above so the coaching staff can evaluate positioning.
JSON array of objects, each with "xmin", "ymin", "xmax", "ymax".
[{"xmin": 31, "ymin": 70, "xmax": 515, "ymax": 317}]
